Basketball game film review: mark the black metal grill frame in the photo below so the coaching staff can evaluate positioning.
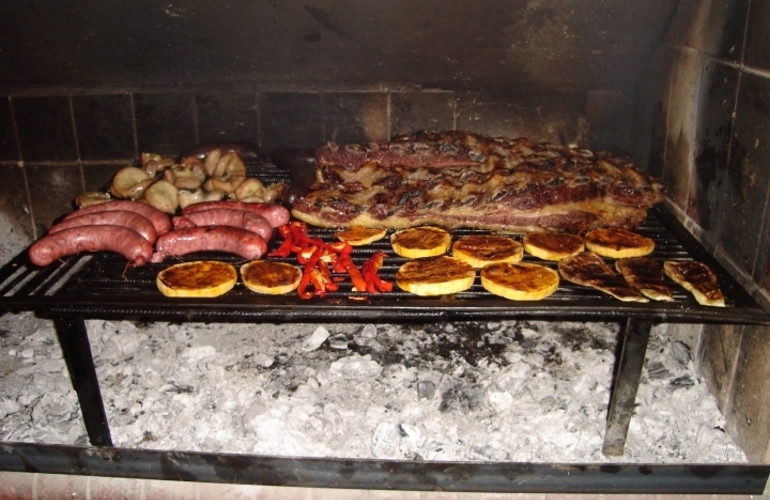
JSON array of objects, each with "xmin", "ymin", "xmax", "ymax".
[
  {"xmin": 0, "ymin": 162, "xmax": 768, "ymax": 480},
  {"xmin": 0, "ymin": 164, "xmax": 766, "ymax": 326}
]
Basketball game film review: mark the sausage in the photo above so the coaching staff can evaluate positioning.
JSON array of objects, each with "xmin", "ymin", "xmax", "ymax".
[
  {"xmin": 172, "ymin": 209, "xmax": 273, "ymax": 241},
  {"xmin": 62, "ymin": 200, "xmax": 173, "ymax": 236},
  {"xmin": 177, "ymin": 141, "xmax": 264, "ymax": 165},
  {"xmin": 152, "ymin": 226, "xmax": 267, "ymax": 263},
  {"xmin": 28, "ymin": 226, "xmax": 153, "ymax": 267},
  {"xmin": 49, "ymin": 210, "xmax": 157, "ymax": 243},
  {"xmin": 181, "ymin": 201, "xmax": 290, "ymax": 228}
]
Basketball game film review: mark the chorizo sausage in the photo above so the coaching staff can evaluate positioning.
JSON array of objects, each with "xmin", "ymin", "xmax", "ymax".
[
  {"xmin": 152, "ymin": 226, "xmax": 267, "ymax": 263},
  {"xmin": 172, "ymin": 209, "xmax": 273, "ymax": 241},
  {"xmin": 28, "ymin": 226, "xmax": 153, "ymax": 267},
  {"xmin": 49, "ymin": 210, "xmax": 157, "ymax": 243},
  {"xmin": 62, "ymin": 200, "xmax": 173, "ymax": 235},
  {"xmin": 181, "ymin": 201, "xmax": 290, "ymax": 228}
]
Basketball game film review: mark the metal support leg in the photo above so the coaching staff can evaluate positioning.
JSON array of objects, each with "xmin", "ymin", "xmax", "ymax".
[
  {"xmin": 602, "ymin": 317, "xmax": 652, "ymax": 456},
  {"xmin": 53, "ymin": 314, "xmax": 113, "ymax": 446}
]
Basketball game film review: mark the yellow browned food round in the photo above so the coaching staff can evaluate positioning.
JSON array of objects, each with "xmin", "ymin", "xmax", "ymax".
[
  {"xmin": 523, "ymin": 232, "xmax": 585, "ymax": 261},
  {"xmin": 156, "ymin": 261, "xmax": 237, "ymax": 298},
  {"xmin": 390, "ymin": 226, "xmax": 451, "ymax": 259},
  {"xmin": 584, "ymin": 228, "xmax": 655, "ymax": 259},
  {"xmin": 452, "ymin": 234, "xmax": 523, "ymax": 268},
  {"xmin": 335, "ymin": 226, "xmax": 387, "ymax": 246},
  {"xmin": 240, "ymin": 260, "xmax": 302, "ymax": 295},
  {"xmin": 480, "ymin": 262, "xmax": 560, "ymax": 301},
  {"xmin": 396, "ymin": 255, "xmax": 475, "ymax": 296}
]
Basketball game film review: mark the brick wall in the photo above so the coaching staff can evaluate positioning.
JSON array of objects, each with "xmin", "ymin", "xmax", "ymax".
[{"xmin": 636, "ymin": 0, "xmax": 770, "ymax": 462}]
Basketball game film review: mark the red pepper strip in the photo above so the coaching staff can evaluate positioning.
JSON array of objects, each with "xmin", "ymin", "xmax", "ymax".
[
  {"xmin": 309, "ymin": 268, "xmax": 328, "ymax": 298},
  {"xmin": 289, "ymin": 224, "xmax": 342, "ymax": 254},
  {"xmin": 297, "ymin": 246, "xmax": 326, "ymax": 299},
  {"xmin": 318, "ymin": 260, "xmax": 338, "ymax": 292},
  {"xmin": 365, "ymin": 251, "xmax": 393, "ymax": 292},
  {"xmin": 361, "ymin": 260, "xmax": 380, "ymax": 294},
  {"xmin": 296, "ymin": 244, "xmax": 318, "ymax": 265},
  {"xmin": 268, "ymin": 225, "xmax": 296, "ymax": 258},
  {"xmin": 338, "ymin": 253, "xmax": 368, "ymax": 292}
]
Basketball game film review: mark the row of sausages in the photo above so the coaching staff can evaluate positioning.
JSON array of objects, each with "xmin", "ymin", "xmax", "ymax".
[{"xmin": 28, "ymin": 200, "xmax": 291, "ymax": 267}]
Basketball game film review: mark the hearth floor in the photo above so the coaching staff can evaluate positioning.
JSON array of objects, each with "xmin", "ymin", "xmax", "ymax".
[{"xmin": 0, "ymin": 471, "xmax": 767, "ymax": 500}]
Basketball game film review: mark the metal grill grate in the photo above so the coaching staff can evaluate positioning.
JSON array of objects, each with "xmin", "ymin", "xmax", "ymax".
[{"xmin": 0, "ymin": 164, "xmax": 767, "ymax": 325}]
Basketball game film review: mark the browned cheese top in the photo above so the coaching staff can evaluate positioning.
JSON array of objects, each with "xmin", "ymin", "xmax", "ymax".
[
  {"xmin": 585, "ymin": 228, "xmax": 653, "ymax": 251},
  {"xmin": 396, "ymin": 256, "xmax": 475, "ymax": 286},
  {"xmin": 482, "ymin": 262, "xmax": 558, "ymax": 292},
  {"xmin": 242, "ymin": 261, "xmax": 301, "ymax": 289},
  {"xmin": 453, "ymin": 235, "xmax": 522, "ymax": 260},
  {"xmin": 392, "ymin": 227, "xmax": 449, "ymax": 250},
  {"xmin": 524, "ymin": 233, "xmax": 584, "ymax": 254},
  {"xmin": 159, "ymin": 261, "xmax": 236, "ymax": 290}
]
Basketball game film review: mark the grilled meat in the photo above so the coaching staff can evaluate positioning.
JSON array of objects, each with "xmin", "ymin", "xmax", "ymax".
[
  {"xmin": 663, "ymin": 260, "xmax": 725, "ymax": 307},
  {"xmin": 616, "ymin": 257, "xmax": 673, "ymax": 301},
  {"xmin": 293, "ymin": 131, "xmax": 665, "ymax": 233},
  {"xmin": 558, "ymin": 252, "xmax": 648, "ymax": 302}
]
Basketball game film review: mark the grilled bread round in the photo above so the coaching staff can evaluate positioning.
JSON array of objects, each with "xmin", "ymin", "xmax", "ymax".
[
  {"xmin": 396, "ymin": 255, "xmax": 475, "ymax": 296},
  {"xmin": 452, "ymin": 234, "xmax": 523, "ymax": 268},
  {"xmin": 390, "ymin": 226, "xmax": 451, "ymax": 259},
  {"xmin": 480, "ymin": 262, "xmax": 560, "ymax": 301},
  {"xmin": 335, "ymin": 226, "xmax": 387, "ymax": 246},
  {"xmin": 156, "ymin": 260, "xmax": 237, "ymax": 298},
  {"xmin": 523, "ymin": 232, "xmax": 585, "ymax": 261},
  {"xmin": 240, "ymin": 260, "xmax": 302, "ymax": 295},
  {"xmin": 584, "ymin": 228, "xmax": 654, "ymax": 259}
]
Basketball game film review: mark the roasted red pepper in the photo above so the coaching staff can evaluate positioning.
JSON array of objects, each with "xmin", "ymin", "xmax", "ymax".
[
  {"xmin": 270, "ymin": 221, "xmax": 390, "ymax": 298},
  {"xmin": 296, "ymin": 246, "xmax": 326, "ymax": 299},
  {"xmin": 337, "ymin": 253, "xmax": 368, "ymax": 293},
  {"xmin": 362, "ymin": 250, "xmax": 393, "ymax": 293}
]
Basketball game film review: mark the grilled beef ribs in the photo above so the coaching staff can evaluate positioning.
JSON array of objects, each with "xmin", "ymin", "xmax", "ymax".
[{"xmin": 293, "ymin": 131, "xmax": 666, "ymax": 233}]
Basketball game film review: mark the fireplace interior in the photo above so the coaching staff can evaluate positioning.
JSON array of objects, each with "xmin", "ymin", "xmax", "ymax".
[{"xmin": 2, "ymin": 0, "xmax": 770, "ymax": 494}]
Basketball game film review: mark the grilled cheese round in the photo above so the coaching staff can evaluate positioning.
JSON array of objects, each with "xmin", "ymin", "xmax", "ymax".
[
  {"xmin": 396, "ymin": 255, "xmax": 475, "ymax": 296},
  {"xmin": 451, "ymin": 235, "xmax": 523, "ymax": 268},
  {"xmin": 584, "ymin": 228, "xmax": 654, "ymax": 259},
  {"xmin": 240, "ymin": 260, "xmax": 302, "ymax": 295},
  {"xmin": 156, "ymin": 260, "xmax": 237, "ymax": 298},
  {"xmin": 335, "ymin": 226, "xmax": 387, "ymax": 246},
  {"xmin": 523, "ymin": 232, "xmax": 585, "ymax": 261},
  {"xmin": 390, "ymin": 226, "xmax": 451, "ymax": 259},
  {"xmin": 480, "ymin": 262, "xmax": 559, "ymax": 301}
]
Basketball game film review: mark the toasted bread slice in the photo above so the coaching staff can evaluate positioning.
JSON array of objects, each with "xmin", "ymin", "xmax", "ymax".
[
  {"xmin": 663, "ymin": 260, "xmax": 725, "ymax": 307},
  {"xmin": 157, "ymin": 260, "xmax": 237, "ymax": 298},
  {"xmin": 523, "ymin": 232, "xmax": 585, "ymax": 261},
  {"xmin": 240, "ymin": 260, "xmax": 302, "ymax": 295},
  {"xmin": 396, "ymin": 255, "xmax": 475, "ymax": 296},
  {"xmin": 584, "ymin": 228, "xmax": 654, "ymax": 259},
  {"xmin": 616, "ymin": 257, "xmax": 673, "ymax": 301},
  {"xmin": 481, "ymin": 262, "xmax": 559, "ymax": 301},
  {"xmin": 452, "ymin": 235, "xmax": 523, "ymax": 268},
  {"xmin": 390, "ymin": 226, "xmax": 451, "ymax": 259},
  {"xmin": 335, "ymin": 226, "xmax": 387, "ymax": 246}
]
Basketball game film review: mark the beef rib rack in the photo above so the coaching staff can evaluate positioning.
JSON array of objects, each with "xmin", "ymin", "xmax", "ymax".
[{"xmin": 291, "ymin": 131, "xmax": 666, "ymax": 233}]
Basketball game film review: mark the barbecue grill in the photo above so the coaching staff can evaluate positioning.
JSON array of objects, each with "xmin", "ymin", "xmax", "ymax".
[
  {"xmin": 1, "ymin": 161, "xmax": 767, "ymax": 464},
  {"xmin": 2, "ymin": 1, "xmax": 770, "ymax": 494}
]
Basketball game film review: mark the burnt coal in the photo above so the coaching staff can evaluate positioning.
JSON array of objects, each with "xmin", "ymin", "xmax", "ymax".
[{"xmin": 0, "ymin": 311, "xmax": 747, "ymax": 463}]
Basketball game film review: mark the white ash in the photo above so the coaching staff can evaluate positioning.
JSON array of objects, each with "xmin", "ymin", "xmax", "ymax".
[{"xmin": 0, "ymin": 311, "xmax": 746, "ymax": 463}]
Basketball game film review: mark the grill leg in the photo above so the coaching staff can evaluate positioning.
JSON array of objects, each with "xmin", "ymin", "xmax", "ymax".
[
  {"xmin": 53, "ymin": 314, "xmax": 113, "ymax": 447},
  {"xmin": 601, "ymin": 317, "xmax": 652, "ymax": 457}
]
